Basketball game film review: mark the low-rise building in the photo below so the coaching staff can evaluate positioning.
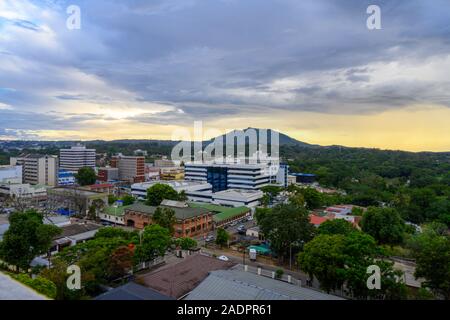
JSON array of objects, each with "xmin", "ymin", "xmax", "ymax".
[
  {"xmin": 188, "ymin": 202, "xmax": 250, "ymax": 228},
  {"xmin": 47, "ymin": 187, "xmax": 108, "ymax": 216},
  {"xmin": 211, "ymin": 189, "xmax": 263, "ymax": 208},
  {"xmin": 131, "ymin": 180, "xmax": 212, "ymax": 201},
  {"xmin": 159, "ymin": 167, "xmax": 184, "ymax": 180},
  {"xmin": 0, "ymin": 183, "xmax": 47, "ymax": 200},
  {"xmin": 124, "ymin": 201, "xmax": 213, "ymax": 238},
  {"xmin": 50, "ymin": 222, "xmax": 102, "ymax": 253},
  {"xmin": 81, "ymin": 183, "xmax": 115, "ymax": 195}
]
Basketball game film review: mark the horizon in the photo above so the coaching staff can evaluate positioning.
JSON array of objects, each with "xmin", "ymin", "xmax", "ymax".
[{"xmin": 1, "ymin": 1, "xmax": 450, "ymax": 151}]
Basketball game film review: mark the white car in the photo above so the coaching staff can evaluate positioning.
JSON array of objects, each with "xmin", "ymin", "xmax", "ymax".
[{"xmin": 217, "ymin": 255, "xmax": 230, "ymax": 261}]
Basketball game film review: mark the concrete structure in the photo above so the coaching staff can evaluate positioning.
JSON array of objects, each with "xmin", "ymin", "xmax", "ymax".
[
  {"xmin": 0, "ymin": 183, "xmax": 47, "ymax": 199},
  {"xmin": 131, "ymin": 180, "xmax": 212, "ymax": 201},
  {"xmin": 47, "ymin": 187, "xmax": 108, "ymax": 215},
  {"xmin": 246, "ymin": 226, "xmax": 264, "ymax": 240},
  {"xmin": 184, "ymin": 162, "xmax": 286, "ymax": 191},
  {"xmin": 11, "ymin": 154, "xmax": 57, "ymax": 186},
  {"xmin": 111, "ymin": 154, "xmax": 145, "ymax": 183},
  {"xmin": 98, "ymin": 167, "xmax": 119, "ymax": 182},
  {"xmin": 159, "ymin": 167, "xmax": 184, "ymax": 180},
  {"xmin": 0, "ymin": 165, "xmax": 22, "ymax": 184},
  {"xmin": 59, "ymin": 145, "xmax": 96, "ymax": 172},
  {"xmin": 124, "ymin": 201, "xmax": 213, "ymax": 238},
  {"xmin": 211, "ymin": 189, "xmax": 263, "ymax": 207}
]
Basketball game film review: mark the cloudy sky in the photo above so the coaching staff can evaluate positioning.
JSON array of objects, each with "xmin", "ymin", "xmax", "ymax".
[{"xmin": 1, "ymin": 0, "xmax": 450, "ymax": 151}]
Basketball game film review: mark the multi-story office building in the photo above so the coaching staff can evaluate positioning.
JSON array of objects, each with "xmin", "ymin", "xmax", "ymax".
[
  {"xmin": 111, "ymin": 154, "xmax": 145, "ymax": 183},
  {"xmin": 0, "ymin": 165, "xmax": 22, "ymax": 184},
  {"xmin": 10, "ymin": 154, "xmax": 58, "ymax": 186},
  {"xmin": 98, "ymin": 167, "xmax": 119, "ymax": 182},
  {"xmin": 59, "ymin": 145, "xmax": 96, "ymax": 172},
  {"xmin": 184, "ymin": 162, "xmax": 287, "ymax": 191}
]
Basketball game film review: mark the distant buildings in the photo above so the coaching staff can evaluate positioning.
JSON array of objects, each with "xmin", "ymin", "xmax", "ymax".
[
  {"xmin": 131, "ymin": 180, "xmax": 212, "ymax": 201},
  {"xmin": 184, "ymin": 162, "xmax": 287, "ymax": 191},
  {"xmin": 97, "ymin": 167, "xmax": 119, "ymax": 182},
  {"xmin": 290, "ymin": 173, "xmax": 316, "ymax": 184},
  {"xmin": 0, "ymin": 165, "xmax": 22, "ymax": 184},
  {"xmin": 111, "ymin": 154, "xmax": 145, "ymax": 183},
  {"xmin": 10, "ymin": 154, "xmax": 57, "ymax": 186},
  {"xmin": 159, "ymin": 167, "xmax": 184, "ymax": 180},
  {"xmin": 59, "ymin": 145, "xmax": 96, "ymax": 172},
  {"xmin": 57, "ymin": 170, "xmax": 76, "ymax": 186}
]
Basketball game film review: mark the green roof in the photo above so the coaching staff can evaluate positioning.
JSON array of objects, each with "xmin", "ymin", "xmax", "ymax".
[
  {"xmin": 104, "ymin": 205, "xmax": 133, "ymax": 216},
  {"xmin": 125, "ymin": 202, "xmax": 211, "ymax": 220},
  {"xmin": 188, "ymin": 202, "xmax": 250, "ymax": 222}
]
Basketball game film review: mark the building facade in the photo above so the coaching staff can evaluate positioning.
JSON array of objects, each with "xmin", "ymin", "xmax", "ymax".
[
  {"xmin": 59, "ymin": 145, "xmax": 96, "ymax": 172},
  {"xmin": 98, "ymin": 167, "xmax": 119, "ymax": 182},
  {"xmin": 11, "ymin": 154, "xmax": 57, "ymax": 186},
  {"xmin": 123, "ymin": 202, "xmax": 213, "ymax": 238},
  {"xmin": 184, "ymin": 162, "xmax": 287, "ymax": 191},
  {"xmin": 111, "ymin": 154, "xmax": 145, "ymax": 183}
]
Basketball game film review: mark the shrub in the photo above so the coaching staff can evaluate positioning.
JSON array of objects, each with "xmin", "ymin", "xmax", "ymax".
[
  {"xmin": 275, "ymin": 269, "xmax": 284, "ymax": 279},
  {"xmin": 11, "ymin": 273, "xmax": 57, "ymax": 299}
]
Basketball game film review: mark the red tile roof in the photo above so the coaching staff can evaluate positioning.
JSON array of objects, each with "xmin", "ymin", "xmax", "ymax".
[{"xmin": 309, "ymin": 214, "xmax": 330, "ymax": 226}]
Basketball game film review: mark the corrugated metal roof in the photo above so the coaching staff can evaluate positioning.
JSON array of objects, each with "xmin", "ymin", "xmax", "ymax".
[{"xmin": 185, "ymin": 269, "xmax": 343, "ymax": 300}]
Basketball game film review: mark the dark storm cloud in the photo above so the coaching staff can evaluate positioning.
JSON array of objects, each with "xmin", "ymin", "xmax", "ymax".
[{"xmin": 0, "ymin": 0, "xmax": 450, "ymax": 130}]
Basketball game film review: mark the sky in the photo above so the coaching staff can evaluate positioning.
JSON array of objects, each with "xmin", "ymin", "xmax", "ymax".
[{"xmin": 0, "ymin": 0, "xmax": 450, "ymax": 152}]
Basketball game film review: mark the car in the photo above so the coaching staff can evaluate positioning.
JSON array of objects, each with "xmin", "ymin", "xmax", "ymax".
[
  {"xmin": 217, "ymin": 255, "xmax": 229, "ymax": 261},
  {"xmin": 205, "ymin": 235, "xmax": 215, "ymax": 242}
]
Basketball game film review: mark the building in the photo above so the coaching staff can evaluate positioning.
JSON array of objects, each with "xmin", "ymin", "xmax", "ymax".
[
  {"xmin": 309, "ymin": 214, "xmax": 331, "ymax": 227},
  {"xmin": 50, "ymin": 222, "xmax": 102, "ymax": 253},
  {"xmin": 154, "ymin": 158, "xmax": 176, "ymax": 167},
  {"xmin": 131, "ymin": 180, "xmax": 212, "ymax": 201},
  {"xmin": 10, "ymin": 154, "xmax": 57, "ymax": 186},
  {"xmin": 159, "ymin": 167, "xmax": 184, "ymax": 180},
  {"xmin": 81, "ymin": 183, "xmax": 115, "ymax": 195},
  {"xmin": 95, "ymin": 282, "xmax": 174, "ymax": 300},
  {"xmin": 291, "ymin": 173, "xmax": 316, "ymax": 184},
  {"xmin": 0, "ymin": 183, "xmax": 47, "ymax": 200},
  {"xmin": 59, "ymin": 145, "xmax": 96, "ymax": 172},
  {"xmin": 211, "ymin": 189, "xmax": 263, "ymax": 207},
  {"xmin": 185, "ymin": 267, "xmax": 343, "ymax": 300},
  {"xmin": 99, "ymin": 204, "xmax": 132, "ymax": 225},
  {"xmin": 58, "ymin": 170, "xmax": 76, "ymax": 186},
  {"xmin": 188, "ymin": 202, "xmax": 250, "ymax": 227},
  {"xmin": 246, "ymin": 226, "xmax": 264, "ymax": 240},
  {"xmin": 133, "ymin": 149, "xmax": 148, "ymax": 156},
  {"xmin": 111, "ymin": 154, "xmax": 145, "ymax": 183},
  {"xmin": 0, "ymin": 165, "xmax": 22, "ymax": 184},
  {"xmin": 136, "ymin": 253, "xmax": 234, "ymax": 299},
  {"xmin": 124, "ymin": 201, "xmax": 213, "ymax": 238},
  {"xmin": 47, "ymin": 187, "xmax": 108, "ymax": 215},
  {"xmin": 184, "ymin": 162, "xmax": 286, "ymax": 192},
  {"xmin": 98, "ymin": 167, "xmax": 119, "ymax": 182}
]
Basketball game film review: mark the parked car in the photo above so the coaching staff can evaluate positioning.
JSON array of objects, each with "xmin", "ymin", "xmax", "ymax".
[
  {"xmin": 205, "ymin": 235, "xmax": 215, "ymax": 242},
  {"xmin": 218, "ymin": 255, "xmax": 230, "ymax": 261}
]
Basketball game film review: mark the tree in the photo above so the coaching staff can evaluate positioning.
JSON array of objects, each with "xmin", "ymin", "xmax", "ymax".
[
  {"xmin": 216, "ymin": 228, "xmax": 230, "ymax": 248},
  {"xmin": 108, "ymin": 194, "xmax": 118, "ymax": 205},
  {"xmin": 256, "ymin": 203, "xmax": 315, "ymax": 261},
  {"xmin": 298, "ymin": 232, "xmax": 406, "ymax": 299},
  {"xmin": 408, "ymin": 223, "xmax": 450, "ymax": 299},
  {"xmin": 176, "ymin": 237, "xmax": 197, "ymax": 250},
  {"xmin": 318, "ymin": 219, "xmax": 355, "ymax": 236},
  {"xmin": 135, "ymin": 224, "xmax": 171, "ymax": 263},
  {"xmin": 152, "ymin": 207, "xmax": 177, "ymax": 235},
  {"xmin": 146, "ymin": 183, "xmax": 180, "ymax": 206},
  {"xmin": 301, "ymin": 188, "xmax": 323, "ymax": 210},
  {"xmin": 361, "ymin": 207, "xmax": 405, "ymax": 245},
  {"xmin": 178, "ymin": 190, "xmax": 188, "ymax": 201},
  {"xmin": 121, "ymin": 194, "xmax": 135, "ymax": 206},
  {"xmin": 107, "ymin": 245, "xmax": 134, "ymax": 280},
  {"xmin": 74, "ymin": 167, "xmax": 97, "ymax": 186},
  {"xmin": 0, "ymin": 210, "xmax": 61, "ymax": 271}
]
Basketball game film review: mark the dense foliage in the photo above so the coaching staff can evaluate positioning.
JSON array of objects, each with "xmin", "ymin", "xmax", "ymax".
[{"xmin": 74, "ymin": 167, "xmax": 97, "ymax": 186}]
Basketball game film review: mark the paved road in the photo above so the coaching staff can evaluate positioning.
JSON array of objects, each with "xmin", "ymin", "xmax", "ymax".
[{"xmin": 0, "ymin": 272, "xmax": 48, "ymax": 300}]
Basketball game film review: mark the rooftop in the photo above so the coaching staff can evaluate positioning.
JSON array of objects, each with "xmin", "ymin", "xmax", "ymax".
[
  {"xmin": 185, "ymin": 267, "xmax": 343, "ymax": 300},
  {"xmin": 125, "ymin": 202, "xmax": 211, "ymax": 220},
  {"xmin": 95, "ymin": 282, "xmax": 174, "ymax": 300},
  {"xmin": 188, "ymin": 202, "xmax": 249, "ymax": 222},
  {"xmin": 54, "ymin": 222, "xmax": 102, "ymax": 240},
  {"xmin": 136, "ymin": 253, "xmax": 234, "ymax": 299},
  {"xmin": 104, "ymin": 205, "xmax": 133, "ymax": 216}
]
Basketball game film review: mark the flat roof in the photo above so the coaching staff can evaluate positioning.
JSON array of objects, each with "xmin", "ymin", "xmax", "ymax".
[{"xmin": 104, "ymin": 205, "xmax": 133, "ymax": 216}]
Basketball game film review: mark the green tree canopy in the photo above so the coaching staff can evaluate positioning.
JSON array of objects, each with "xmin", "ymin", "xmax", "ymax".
[
  {"xmin": 135, "ymin": 224, "xmax": 171, "ymax": 263},
  {"xmin": 215, "ymin": 228, "xmax": 230, "ymax": 248},
  {"xmin": 146, "ymin": 183, "xmax": 180, "ymax": 206},
  {"xmin": 318, "ymin": 219, "xmax": 355, "ymax": 236},
  {"xmin": 74, "ymin": 167, "xmax": 97, "ymax": 186},
  {"xmin": 0, "ymin": 210, "xmax": 61, "ymax": 270},
  {"xmin": 361, "ymin": 207, "xmax": 405, "ymax": 245},
  {"xmin": 176, "ymin": 237, "xmax": 197, "ymax": 250},
  {"xmin": 256, "ymin": 203, "xmax": 315, "ymax": 261},
  {"xmin": 152, "ymin": 207, "xmax": 177, "ymax": 235},
  {"xmin": 121, "ymin": 194, "xmax": 135, "ymax": 206}
]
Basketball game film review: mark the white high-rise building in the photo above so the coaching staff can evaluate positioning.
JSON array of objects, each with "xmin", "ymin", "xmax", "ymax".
[
  {"xmin": 0, "ymin": 165, "xmax": 22, "ymax": 184},
  {"xmin": 59, "ymin": 145, "xmax": 96, "ymax": 173},
  {"xmin": 10, "ymin": 154, "xmax": 58, "ymax": 186}
]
